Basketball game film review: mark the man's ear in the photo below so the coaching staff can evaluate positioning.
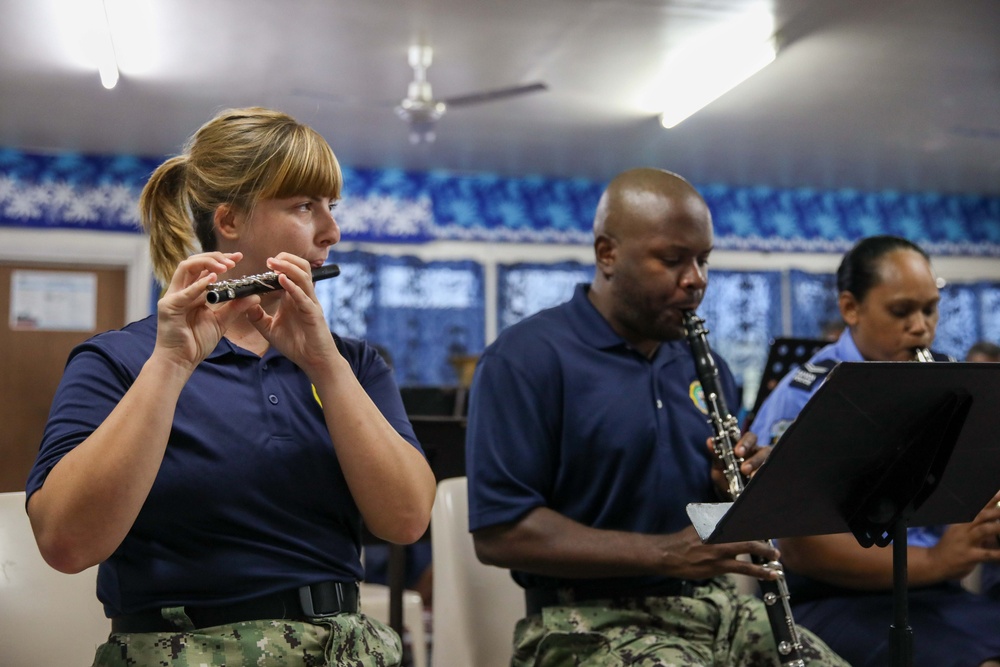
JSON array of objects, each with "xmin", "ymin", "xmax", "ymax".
[
  {"xmin": 594, "ymin": 234, "xmax": 617, "ymax": 277},
  {"xmin": 214, "ymin": 204, "xmax": 240, "ymax": 241},
  {"xmin": 838, "ymin": 291, "xmax": 860, "ymax": 327}
]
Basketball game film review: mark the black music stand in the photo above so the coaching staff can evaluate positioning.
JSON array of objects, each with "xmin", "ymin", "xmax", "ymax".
[
  {"xmin": 687, "ymin": 362, "xmax": 1000, "ymax": 667},
  {"xmin": 744, "ymin": 337, "xmax": 826, "ymax": 428}
]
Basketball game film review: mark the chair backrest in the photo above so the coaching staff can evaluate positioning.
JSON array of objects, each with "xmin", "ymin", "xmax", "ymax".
[
  {"xmin": 431, "ymin": 477, "xmax": 523, "ymax": 667},
  {"xmin": 0, "ymin": 491, "xmax": 109, "ymax": 666}
]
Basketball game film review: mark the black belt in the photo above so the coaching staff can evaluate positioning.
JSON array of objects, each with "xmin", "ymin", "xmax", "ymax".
[
  {"xmin": 111, "ymin": 581, "xmax": 359, "ymax": 633},
  {"xmin": 525, "ymin": 579, "xmax": 701, "ymax": 616}
]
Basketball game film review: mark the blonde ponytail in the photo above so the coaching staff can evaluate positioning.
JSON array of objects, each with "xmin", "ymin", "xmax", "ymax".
[{"xmin": 139, "ymin": 155, "xmax": 204, "ymax": 285}]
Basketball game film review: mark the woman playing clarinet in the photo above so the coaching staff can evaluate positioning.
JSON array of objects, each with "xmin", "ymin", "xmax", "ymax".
[{"xmin": 750, "ymin": 235, "xmax": 1000, "ymax": 667}]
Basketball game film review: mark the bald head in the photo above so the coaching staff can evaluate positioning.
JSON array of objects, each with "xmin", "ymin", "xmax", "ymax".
[
  {"xmin": 593, "ymin": 168, "xmax": 709, "ymax": 242},
  {"xmin": 586, "ymin": 167, "xmax": 714, "ymax": 355}
]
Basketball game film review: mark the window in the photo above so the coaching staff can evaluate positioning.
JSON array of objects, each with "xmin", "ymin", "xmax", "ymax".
[{"xmin": 316, "ymin": 250, "xmax": 485, "ymax": 386}]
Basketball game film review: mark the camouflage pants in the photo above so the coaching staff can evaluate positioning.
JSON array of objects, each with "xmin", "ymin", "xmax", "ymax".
[
  {"xmin": 512, "ymin": 577, "xmax": 850, "ymax": 667},
  {"xmin": 92, "ymin": 608, "xmax": 402, "ymax": 667}
]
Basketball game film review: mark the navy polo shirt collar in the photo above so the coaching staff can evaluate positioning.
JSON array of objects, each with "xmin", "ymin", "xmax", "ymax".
[
  {"xmin": 566, "ymin": 283, "xmax": 688, "ymax": 365},
  {"xmin": 207, "ymin": 338, "xmax": 237, "ymax": 359},
  {"xmin": 207, "ymin": 336, "xmax": 284, "ymax": 362}
]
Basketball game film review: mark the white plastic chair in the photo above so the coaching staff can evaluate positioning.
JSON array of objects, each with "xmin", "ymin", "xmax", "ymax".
[
  {"xmin": 0, "ymin": 490, "xmax": 109, "ymax": 666},
  {"xmin": 431, "ymin": 477, "xmax": 524, "ymax": 667},
  {"xmin": 962, "ymin": 564, "xmax": 983, "ymax": 594},
  {"xmin": 359, "ymin": 582, "xmax": 428, "ymax": 667}
]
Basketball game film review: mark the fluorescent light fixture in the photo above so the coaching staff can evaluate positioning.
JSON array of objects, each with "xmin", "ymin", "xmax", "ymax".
[
  {"xmin": 97, "ymin": 0, "xmax": 119, "ymax": 89},
  {"xmin": 46, "ymin": 0, "xmax": 154, "ymax": 87},
  {"xmin": 649, "ymin": 8, "xmax": 776, "ymax": 129}
]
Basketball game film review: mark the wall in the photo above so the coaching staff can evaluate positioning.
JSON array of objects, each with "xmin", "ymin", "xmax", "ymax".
[{"xmin": 3, "ymin": 146, "xmax": 1000, "ymax": 342}]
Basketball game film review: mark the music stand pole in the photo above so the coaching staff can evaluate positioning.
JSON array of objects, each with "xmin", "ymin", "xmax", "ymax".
[
  {"xmin": 890, "ymin": 522, "xmax": 912, "ymax": 667},
  {"xmin": 846, "ymin": 390, "xmax": 970, "ymax": 667}
]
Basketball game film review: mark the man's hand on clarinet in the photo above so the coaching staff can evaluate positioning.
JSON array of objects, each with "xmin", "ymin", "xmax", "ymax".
[{"xmin": 705, "ymin": 431, "xmax": 770, "ymax": 496}]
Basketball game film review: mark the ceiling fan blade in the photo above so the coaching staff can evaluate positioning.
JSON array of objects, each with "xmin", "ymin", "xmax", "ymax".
[{"xmin": 440, "ymin": 82, "xmax": 548, "ymax": 108}]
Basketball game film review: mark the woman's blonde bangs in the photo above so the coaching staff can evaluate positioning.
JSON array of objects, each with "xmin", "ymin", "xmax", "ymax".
[{"xmin": 260, "ymin": 125, "xmax": 342, "ymax": 202}]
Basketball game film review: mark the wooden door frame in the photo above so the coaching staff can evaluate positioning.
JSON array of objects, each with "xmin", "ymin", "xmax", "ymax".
[{"xmin": 0, "ymin": 228, "xmax": 153, "ymax": 323}]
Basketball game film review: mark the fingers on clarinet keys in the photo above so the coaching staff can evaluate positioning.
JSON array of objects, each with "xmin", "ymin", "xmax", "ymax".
[
  {"xmin": 762, "ymin": 560, "xmax": 784, "ymax": 578},
  {"xmin": 205, "ymin": 264, "xmax": 340, "ymax": 304},
  {"xmin": 205, "ymin": 274, "xmax": 279, "ymax": 304}
]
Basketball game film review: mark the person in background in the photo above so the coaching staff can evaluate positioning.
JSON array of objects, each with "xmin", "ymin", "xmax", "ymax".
[
  {"xmin": 465, "ymin": 167, "xmax": 848, "ymax": 666},
  {"xmin": 965, "ymin": 339, "xmax": 1000, "ymax": 601},
  {"xmin": 25, "ymin": 107, "xmax": 435, "ymax": 667},
  {"xmin": 966, "ymin": 340, "xmax": 1000, "ymax": 363},
  {"xmin": 750, "ymin": 234, "xmax": 1000, "ymax": 667}
]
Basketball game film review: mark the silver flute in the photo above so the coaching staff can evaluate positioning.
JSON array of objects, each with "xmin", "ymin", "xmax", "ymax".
[
  {"xmin": 205, "ymin": 264, "xmax": 341, "ymax": 304},
  {"xmin": 683, "ymin": 311, "xmax": 806, "ymax": 667}
]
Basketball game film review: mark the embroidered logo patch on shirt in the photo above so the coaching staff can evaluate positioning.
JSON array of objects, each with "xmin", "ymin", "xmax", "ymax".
[
  {"xmin": 690, "ymin": 381, "xmax": 709, "ymax": 415},
  {"xmin": 789, "ymin": 360, "xmax": 837, "ymax": 390},
  {"xmin": 312, "ymin": 384, "xmax": 323, "ymax": 408}
]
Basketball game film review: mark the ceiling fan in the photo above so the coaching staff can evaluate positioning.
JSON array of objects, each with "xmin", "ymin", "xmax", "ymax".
[{"xmin": 394, "ymin": 44, "xmax": 548, "ymax": 144}]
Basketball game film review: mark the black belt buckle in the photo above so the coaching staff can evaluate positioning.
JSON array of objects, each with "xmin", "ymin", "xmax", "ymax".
[{"xmin": 298, "ymin": 581, "xmax": 355, "ymax": 617}]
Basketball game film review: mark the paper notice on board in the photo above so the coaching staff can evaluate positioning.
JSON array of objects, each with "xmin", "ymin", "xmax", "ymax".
[{"xmin": 9, "ymin": 270, "xmax": 97, "ymax": 331}]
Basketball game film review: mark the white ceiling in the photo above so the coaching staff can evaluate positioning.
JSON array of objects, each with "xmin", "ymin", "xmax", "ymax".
[{"xmin": 1, "ymin": 0, "xmax": 998, "ymax": 196}]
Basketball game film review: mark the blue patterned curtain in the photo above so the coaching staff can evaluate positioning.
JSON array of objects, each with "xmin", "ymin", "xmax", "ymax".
[
  {"xmin": 4, "ymin": 148, "xmax": 1000, "ymax": 255},
  {"xmin": 315, "ymin": 250, "xmax": 485, "ymax": 386},
  {"xmin": 937, "ymin": 283, "xmax": 986, "ymax": 360},
  {"xmin": 698, "ymin": 270, "xmax": 783, "ymax": 411},
  {"xmin": 497, "ymin": 261, "xmax": 593, "ymax": 332},
  {"xmin": 978, "ymin": 285, "xmax": 1000, "ymax": 349},
  {"xmin": 936, "ymin": 284, "xmax": 977, "ymax": 359},
  {"xmin": 789, "ymin": 270, "xmax": 841, "ymax": 337}
]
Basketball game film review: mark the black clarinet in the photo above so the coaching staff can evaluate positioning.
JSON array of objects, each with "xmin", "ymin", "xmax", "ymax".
[
  {"xmin": 205, "ymin": 264, "xmax": 340, "ymax": 304},
  {"xmin": 683, "ymin": 311, "xmax": 806, "ymax": 667}
]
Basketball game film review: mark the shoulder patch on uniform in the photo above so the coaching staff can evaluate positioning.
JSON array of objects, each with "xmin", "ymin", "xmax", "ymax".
[
  {"xmin": 769, "ymin": 419, "xmax": 793, "ymax": 445},
  {"xmin": 789, "ymin": 359, "xmax": 838, "ymax": 390}
]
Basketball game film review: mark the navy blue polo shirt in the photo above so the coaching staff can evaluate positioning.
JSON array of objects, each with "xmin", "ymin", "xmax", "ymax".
[
  {"xmin": 27, "ymin": 315, "xmax": 421, "ymax": 617},
  {"xmin": 466, "ymin": 284, "xmax": 738, "ymax": 591}
]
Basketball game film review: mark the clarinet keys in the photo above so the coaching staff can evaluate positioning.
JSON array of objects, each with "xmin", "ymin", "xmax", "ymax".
[{"xmin": 205, "ymin": 264, "xmax": 341, "ymax": 304}]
